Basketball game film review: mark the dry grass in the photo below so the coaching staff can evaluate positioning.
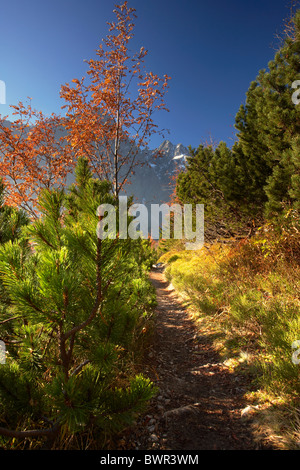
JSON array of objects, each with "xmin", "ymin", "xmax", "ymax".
[{"xmin": 158, "ymin": 222, "xmax": 300, "ymax": 449}]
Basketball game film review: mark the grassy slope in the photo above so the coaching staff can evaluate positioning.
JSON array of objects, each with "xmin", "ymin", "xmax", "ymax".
[{"xmin": 157, "ymin": 221, "xmax": 300, "ymax": 449}]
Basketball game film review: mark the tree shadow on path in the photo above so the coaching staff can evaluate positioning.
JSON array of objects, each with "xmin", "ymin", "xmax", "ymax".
[{"xmin": 141, "ymin": 269, "xmax": 273, "ymax": 450}]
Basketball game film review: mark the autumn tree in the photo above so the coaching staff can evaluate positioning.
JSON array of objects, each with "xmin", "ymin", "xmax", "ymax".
[
  {"xmin": 0, "ymin": 101, "xmax": 73, "ymax": 216},
  {"xmin": 0, "ymin": 3, "xmax": 169, "ymax": 212},
  {"xmin": 60, "ymin": 1, "xmax": 170, "ymax": 197}
]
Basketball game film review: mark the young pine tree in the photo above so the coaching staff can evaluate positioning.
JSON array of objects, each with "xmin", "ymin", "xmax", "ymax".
[{"xmin": 0, "ymin": 162, "xmax": 156, "ymax": 449}]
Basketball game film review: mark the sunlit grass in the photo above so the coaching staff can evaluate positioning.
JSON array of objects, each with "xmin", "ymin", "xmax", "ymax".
[{"xmin": 158, "ymin": 226, "xmax": 300, "ymax": 448}]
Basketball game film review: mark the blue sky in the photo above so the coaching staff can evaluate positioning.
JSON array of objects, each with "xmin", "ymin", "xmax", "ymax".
[{"xmin": 0, "ymin": 0, "xmax": 292, "ymax": 150}]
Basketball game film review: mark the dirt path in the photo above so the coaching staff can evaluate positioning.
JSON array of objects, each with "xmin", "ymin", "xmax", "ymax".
[{"xmin": 118, "ymin": 267, "xmax": 271, "ymax": 450}]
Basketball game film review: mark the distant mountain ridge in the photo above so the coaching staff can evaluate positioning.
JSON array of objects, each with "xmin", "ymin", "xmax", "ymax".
[{"xmin": 123, "ymin": 139, "xmax": 190, "ymax": 207}]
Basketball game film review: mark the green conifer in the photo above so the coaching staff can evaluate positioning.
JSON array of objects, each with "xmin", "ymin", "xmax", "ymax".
[{"xmin": 0, "ymin": 162, "xmax": 156, "ymax": 449}]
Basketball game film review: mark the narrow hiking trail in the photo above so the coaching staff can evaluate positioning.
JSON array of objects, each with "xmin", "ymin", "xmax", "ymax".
[{"xmin": 117, "ymin": 267, "xmax": 272, "ymax": 451}]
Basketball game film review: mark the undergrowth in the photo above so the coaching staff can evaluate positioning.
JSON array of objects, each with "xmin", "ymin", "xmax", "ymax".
[{"xmin": 158, "ymin": 212, "xmax": 300, "ymax": 449}]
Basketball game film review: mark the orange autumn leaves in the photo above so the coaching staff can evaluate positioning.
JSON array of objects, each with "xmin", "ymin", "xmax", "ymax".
[
  {"xmin": 0, "ymin": 2, "xmax": 170, "ymax": 213},
  {"xmin": 0, "ymin": 101, "xmax": 74, "ymax": 216},
  {"xmin": 61, "ymin": 2, "xmax": 170, "ymax": 196}
]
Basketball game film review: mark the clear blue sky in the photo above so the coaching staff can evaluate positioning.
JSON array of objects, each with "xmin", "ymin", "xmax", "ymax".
[{"xmin": 0, "ymin": 0, "xmax": 292, "ymax": 150}]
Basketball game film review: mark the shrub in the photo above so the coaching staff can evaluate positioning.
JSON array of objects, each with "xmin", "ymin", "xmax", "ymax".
[{"xmin": 0, "ymin": 164, "xmax": 157, "ymax": 449}]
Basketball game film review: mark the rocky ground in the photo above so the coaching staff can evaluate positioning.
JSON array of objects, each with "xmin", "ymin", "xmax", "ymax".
[{"xmin": 115, "ymin": 267, "xmax": 274, "ymax": 451}]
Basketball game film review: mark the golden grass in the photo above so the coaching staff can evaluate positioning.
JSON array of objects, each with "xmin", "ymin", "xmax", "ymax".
[{"xmin": 158, "ymin": 228, "xmax": 300, "ymax": 449}]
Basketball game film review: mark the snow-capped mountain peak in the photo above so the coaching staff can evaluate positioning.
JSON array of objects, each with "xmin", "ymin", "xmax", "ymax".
[
  {"xmin": 121, "ymin": 138, "xmax": 190, "ymax": 207},
  {"xmin": 147, "ymin": 139, "xmax": 190, "ymax": 181}
]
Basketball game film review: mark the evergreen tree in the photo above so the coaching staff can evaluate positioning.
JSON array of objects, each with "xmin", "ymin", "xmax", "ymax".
[
  {"xmin": 0, "ymin": 179, "xmax": 29, "ymax": 244},
  {"xmin": 233, "ymin": 81, "xmax": 272, "ymax": 210},
  {"xmin": 235, "ymin": 10, "xmax": 300, "ymax": 217},
  {"xmin": 0, "ymin": 161, "xmax": 156, "ymax": 449},
  {"xmin": 176, "ymin": 142, "xmax": 259, "ymax": 240},
  {"xmin": 176, "ymin": 9, "xmax": 300, "ymax": 231}
]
